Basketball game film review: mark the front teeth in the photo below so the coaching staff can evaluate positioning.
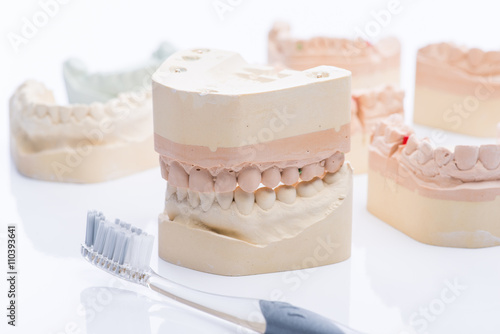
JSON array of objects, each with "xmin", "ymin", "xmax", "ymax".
[
  {"xmin": 176, "ymin": 188, "xmax": 188, "ymax": 201},
  {"xmin": 454, "ymin": 145, "xmax": 479, "ymax": 170},
  {"xmin": 60, "ymin": 106, "xmax": 72, "ymax": 123},
  {"xmin": 199, "ymin": 192, "xmax": 215, "ymax": 212},
  {"xmin": 188, "ymin": 190, "xmax": 200, "ymax": 208},
  {"xmin": 166, "ymin": 183, "xmax": 177, "ymax": 200},
  {"xmin": 216, "ymin": 192, "xmax": 234, "ymax": 210},
  {"xmin": 234, "ymin": 187, "xmax": 254, "ymax": 215}
]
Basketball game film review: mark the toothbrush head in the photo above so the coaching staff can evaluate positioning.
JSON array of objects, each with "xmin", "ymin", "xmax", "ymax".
[{"xmin": 81, "ymin": 211, "xmax": 155, "ymax": 285}]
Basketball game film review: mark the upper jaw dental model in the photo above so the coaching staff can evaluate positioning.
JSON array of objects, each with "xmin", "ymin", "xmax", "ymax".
[
  {"xmin": 350, "ymin": 85, "xmax": 404, "ymax": 173},
  {"xmin": 9, "ymin": 43, "xmax": 175, "ymax": 183},
  {"xmin": 414, "ymin": 42, "xmax": 500, "ymax": 137},
  {"xmin": 368, "ymin": 114, "xmax": 500, "ymax": 248},
  {"xmin": 152, "ymin": 48, "xmax": 353, "ymax": 275},
  {"xmin": 268, "ymin": 22, "xmax": 401, "ymax": 90}
]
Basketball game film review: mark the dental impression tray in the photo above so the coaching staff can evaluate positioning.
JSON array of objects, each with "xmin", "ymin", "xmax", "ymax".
[
  {"xmin": 368, "ymin": 114, "xmax": 500, "ymax": 248},
  {"xmin": 152, "ymin": 49, "xmax": 353, "ymax": 275}
]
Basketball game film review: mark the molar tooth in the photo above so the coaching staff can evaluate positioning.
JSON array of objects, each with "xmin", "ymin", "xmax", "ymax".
[
  {"xmin": 199, "ymin": 192, "xmax": 215, "ymax": 212},
  {"xmin": 189, "ymin": 168, "xmax": 214, "ymax": 193},
  {"xmin": 416, "ymin": 141, "xmax": 433, "ymax": 164},
  {"xmin": 234, "ymin": 187, "xmax": 254, "ymax": 215},
  {"xmin": 238, "ymin": 167, "xmax": 261, "ymax": 193},
  {"xmin": 296, "ymin": 180, "xmax": 318, "ymax": 197},
  {"xmin": 300, "ymin": 163, "xmax": 324, "ymax": 181},
  {"xmin": 479, "ymin": 145, "xmax": 500, "ymax": 170},
  {"xmin": 35, "ymin": 105, "xmax": 47, "ymax": 117},
  {"xmin": 73, "ymin": 106, "xmax": 88, "ymax": 121},
  {"xmin": 24, "ymin": 103, "xmax": 35, "ymax": 117},
  {"xmin": 47, "ymin": 107, "xmax": 59, "ymax": 123},
  {"xmin": 325, "ymin": 152, "xmax": 344, "ymax": 173},
  {"xmin": 216, "ymin": 192, "xmax": 233, "ymax": 210},
  {"xmin": 176, "ymin": 188, "xmax": 188, "ymax": 201},
  {"xmin": 454, "ymin": 145, "xmax": 479, "ymax": 170},
  {"xmin": 187, "ymin": 190, "xmax": 200, "ymax": 208},
  {"xmin": 169, "ymin": 162, "xmax": 189, "ymax": 188},
  {"xmin": 434, "ymin": 147, "xmax": 453, "ymax": 167},
  {"xmin": 166, "ymin": 183, "xmax": 177, "ymax": 200},
  {"xmin": 281, "ymin": 167, "xmax": 299, "ymax": 185},
  {"xmin": 404, "ymin": 135, "xmax": 419, "ymax": 155},
  {"xmin": 261, "ymin": 167, "xmax": 281, "ymax": 188},
  {"xmin": 89, "ymin": 103, "xmax": 105, "ymax": 120},
  {"xmin": 215, "ymin": 171, "xmax": 237, "ymax": 192},
  {"xmin": 59, "ymin": 106, "xmax": 72, "ymax": 123},
  {"xmin": 255, "ymin": 187, "xmax": 276, "ymax": 210},
  {"xmin": 275, "ymin": 185, "xmax": 296, "ymax": 204}
]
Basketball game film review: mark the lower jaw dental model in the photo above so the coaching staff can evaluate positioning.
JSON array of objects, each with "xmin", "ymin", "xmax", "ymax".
[
  {"xmin": 413, "ymin": 42, "xmax": 500, "ymax": 137},
  {"xmin": 368, "ymin": 114, "xmax": 500, "ymax": 248},
  {"xmin": 9, "ymin": 43, "xmax": 175, "ymax": 183},
  {"xmin": 9, "ymin": 80, "xmax": 157, "ymax": 183},
  {"xmin": 152, "ymin": 49, "xmax": 353, "ymax": 275}
]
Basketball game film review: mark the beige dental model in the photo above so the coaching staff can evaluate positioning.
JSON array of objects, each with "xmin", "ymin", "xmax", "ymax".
[
  {"xmin": 268, "ymin": 22, "xmax": 401, "ymax": 90},
  {"xmin": 9, "ymin": 81, "xmax": 157, "ymax": 183},
  {"xmin": 368, "ymin": 114, "xmax": 500, "ymax": 248},
  {"xmin": 349, "ymin": 85, "xmax": 404, "ymax": 173},
  {"xmin": 153, "ymin": 49, "xmax": 353, "ymax": 275},
  {"xmin": 414, "ymin": 42, "xmax": 500, "ymax": 137}
]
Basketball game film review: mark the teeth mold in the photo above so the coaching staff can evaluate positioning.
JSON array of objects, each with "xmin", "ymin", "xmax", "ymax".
[
  {"xmin": 63, "ymin": 42, "xmax": 175, "ymax": 104},
  {"xmin": 268, "ymin": 22, "xmax": 401, "ymax": 90},
  {"xmin": 153, "ymin": 48, "xmax": 353, "ymax": 275},
  {"xmin": 9, "ymin": 81, "xmax": 157, "ymax": 183},
  {"xmin": 368, "ymin": 114, "xmax": 500, "ymax": 248},
  {"xmin": 349, "ymin": 85, "xmax": 404, "ymax": 173},
  {"xmin": 414, "ymin": 42, "xmax": 500, "ymax": 137}
]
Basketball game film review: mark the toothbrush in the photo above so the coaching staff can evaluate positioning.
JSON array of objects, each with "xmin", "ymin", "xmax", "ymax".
[{"xmin": 81, "ymin": 211, "xmax": 363, "ymax": 334}]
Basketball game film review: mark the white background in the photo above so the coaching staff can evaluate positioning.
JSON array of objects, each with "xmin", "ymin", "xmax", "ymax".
[{"xmin": 1, "ymin": 0, "xmax": 500, "ymax": 333}]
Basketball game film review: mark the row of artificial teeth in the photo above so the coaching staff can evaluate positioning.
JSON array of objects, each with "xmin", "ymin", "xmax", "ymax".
[
  {"xmin": 13, "ymin": 81, "xmax": 151, "ymax": 124},
  {"xmin": 166, "ymin": 171, "xmax": 340, "ymax": 215},
  {"xmin": 419, "ymin": 43, "xmax": 500, "ymax": 71},
  {"xmin": 162, "ymin": 152, "xmax": 344, "ymax": 194},
  {"xmin": 374, "ymin": 114, "xmax": 500, "ymax": 173}
]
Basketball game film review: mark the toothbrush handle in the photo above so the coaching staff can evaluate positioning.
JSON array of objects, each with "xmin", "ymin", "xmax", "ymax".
[{"xmin": 147, "ymin": 273, "xmax": 362, "ymax": 334}]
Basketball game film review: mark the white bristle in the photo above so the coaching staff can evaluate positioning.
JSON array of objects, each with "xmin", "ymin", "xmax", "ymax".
[{"xmin": 82, "ymin": 211, "xmax": 154, "ymax": 280}]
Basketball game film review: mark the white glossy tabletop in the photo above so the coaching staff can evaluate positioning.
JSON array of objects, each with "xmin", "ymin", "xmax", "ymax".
[{"xmin": 2, "ymin": 1, "xmax": 500, "ymax": 333}]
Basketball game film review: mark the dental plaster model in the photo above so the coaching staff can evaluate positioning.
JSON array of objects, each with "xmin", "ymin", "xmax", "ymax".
[
  {"xmin": 63, "ymin": 42, "xmax": 175, "ymax": 104},
  {"xmin": 349, "ymin": 85, "xmax": 404, "ymax": 173},
  {"xmin": 153, "ymin": 49, "xmax": 353, "ymax": 275},
  {"xmin": 414, "ymin": 42, "xmax": 500, "ymax": 137},
  {"xmin": 9, "ymin": 80, "xmax": 157, "ymax": 183},
  {"xmin": 367, "ymin": 114, "xmax": 500, "ymax": 248},
  {"xmin": 268, "ymin": 22, "xmax": 401, "ymax": 90}
]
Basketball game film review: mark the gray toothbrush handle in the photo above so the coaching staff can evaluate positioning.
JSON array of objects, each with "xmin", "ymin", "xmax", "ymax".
[{"xmin": 260, "ymin": 300, "xmax": 363, "ymax": 334}]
